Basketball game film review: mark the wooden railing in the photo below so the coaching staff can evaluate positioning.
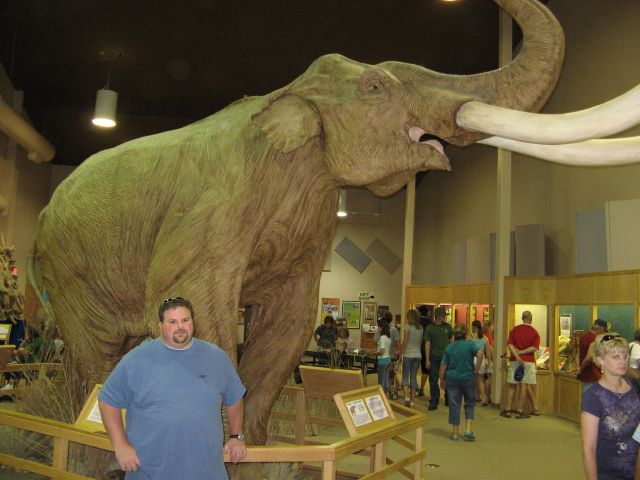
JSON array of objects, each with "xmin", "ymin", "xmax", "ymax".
[{"xmin": 0, "ymin": 388, "xmax": 427, "ymax": 480}]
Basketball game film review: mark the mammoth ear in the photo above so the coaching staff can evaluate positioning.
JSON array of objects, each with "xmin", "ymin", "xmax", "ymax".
[{"xmin": 252, "ymin": 94, "xmax": 321, "ymax": 153}]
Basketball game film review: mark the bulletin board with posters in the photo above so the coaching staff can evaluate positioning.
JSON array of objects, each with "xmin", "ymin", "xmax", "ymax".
[{"xmin": 334, "ymin": 385, "xmax": 397, "ymax": 437}]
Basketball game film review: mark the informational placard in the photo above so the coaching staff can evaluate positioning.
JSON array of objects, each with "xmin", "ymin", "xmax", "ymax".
[
  {"xmin": 320, "ymin": 298, "xmax": 340, "ymax": 319},
  {"xmin": 365, "ymin": 394, "xmax": 389, "ymax": 421},
  {"xmin": 0, "ymin": 324, "xmax": 11, "ymax": 342},
  {"xmin": 358, "ymin": 292, "xmax": 375, "ymax": 302},
  {"xmin": 75, "ymin": 384, "xmax": 125, "ymax": 433},
  {"xmin": 334, "ymin": 385, "xmax": 396, "ymax": 437},
  {"xmin": 342, "ymin": 300, "xmax": 361, "ymax": 329},
  {"xmin": 362, "ymin": 301, "xmax": 377, "ymax": 325},
  {"xmin": 560, "ymin": 314, "xmax": 572, "ymax": 338},
  {"xmin": 346, "ymin": 399, "xmax": 372, "ymax": 426}
]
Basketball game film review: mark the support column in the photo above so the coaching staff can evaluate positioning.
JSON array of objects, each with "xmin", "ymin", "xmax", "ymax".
[
  {"xmin": 401, "ymin": 176, "xmax": 416, "ymax": 325},
  {"xmin": 493, "ymin": 9, "xmax": 513, "ymax": 404}
]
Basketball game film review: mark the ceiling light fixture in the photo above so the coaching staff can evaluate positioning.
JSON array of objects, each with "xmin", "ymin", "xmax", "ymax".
[
  {"xmin": 337, "ymin": 189, "xmax": 348, "ymax": 217},
  {"xmin": 92, "ymin": 56, "xmax": 118, "ymax": 128}
]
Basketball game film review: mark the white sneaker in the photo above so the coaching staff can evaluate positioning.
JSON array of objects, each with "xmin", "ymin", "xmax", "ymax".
[
  {"xmin": 404, "ymin": 397, "xmax": 411, "ymax": 407},
  {"xmin": 1, "ymin": 384, "xmax": 14, "ymax": 391}
]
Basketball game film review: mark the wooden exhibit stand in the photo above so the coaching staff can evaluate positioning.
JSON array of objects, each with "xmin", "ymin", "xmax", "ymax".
[
  {"xmin": 0, "ymin": 367, "xmax": 427, "ymax": 479},
  {"xmin": 0, "ymin": 345, "xmax": 14, "ymax": 370},
  {"xmin": 406, "ymin": 269, "xmax": 640, "ymax": 423}
]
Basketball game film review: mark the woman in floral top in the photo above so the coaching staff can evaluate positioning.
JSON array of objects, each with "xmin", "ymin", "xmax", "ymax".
[
  {"xmin": 314, "ymin": 316, "xmax": 338, "ymax": 349},
  {"xmin": 581, "ymin": 334, "xmax": 640, "ymax": 480}
]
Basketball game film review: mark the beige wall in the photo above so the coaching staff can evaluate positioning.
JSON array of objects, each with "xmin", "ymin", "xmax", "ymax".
[
  {"xmin": 414, "ymin": 0, "xmax": 640, "ymax": 283},
  {"xmin": 0, "ymin": 66, "xmax": 52, "ymax": 293},
  {"xmin": 312, "ymin": 188, "xmax": 406, "ymax": 348}
]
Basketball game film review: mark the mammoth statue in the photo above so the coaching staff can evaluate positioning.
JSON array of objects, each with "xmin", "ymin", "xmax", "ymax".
[{"xmin": 32, "ymin": 0, "xmax": 640, "ymax": 444}]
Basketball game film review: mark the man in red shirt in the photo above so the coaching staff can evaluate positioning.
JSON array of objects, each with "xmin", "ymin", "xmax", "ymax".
[
  {"xmin": 500, "ymin": 311, "xmax": 540, "ymax": 419},
  {"xmin": 576, "ymin": 319, "xmax": 608, "ymax": 393}
]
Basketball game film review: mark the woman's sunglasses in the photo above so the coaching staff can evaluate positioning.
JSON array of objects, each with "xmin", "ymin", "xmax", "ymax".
[{"xmin": 600, "ymin": 334, "xmax": 622, "ymax": 343}]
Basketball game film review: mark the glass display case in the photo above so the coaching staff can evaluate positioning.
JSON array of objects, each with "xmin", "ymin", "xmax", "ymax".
[
  {"xmin": 437, "ymin": 304, "xmax": 453, "ymax": 324},
  {"xmin": 555, "ymin": 304, "xmax": 591, "ymax": 374},
  {"xmin": 470, "ymin": 304, "xmax": 491, "ymax": 324},
  {"xmin": 453, "ymin": 304, "xmax": 468, "ymax": 325},
  {"xmin": 413, "ymin": 303, "xmax": 435, "ymax": 323},
  {"xmin": 595, "ymin": 304, "xmax": 636, "ymax": 341}
]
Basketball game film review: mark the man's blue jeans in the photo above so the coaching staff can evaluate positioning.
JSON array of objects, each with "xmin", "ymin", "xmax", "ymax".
[{"xmin": 445, "ymin": 378, "xmax": 476, "ymax": 425}]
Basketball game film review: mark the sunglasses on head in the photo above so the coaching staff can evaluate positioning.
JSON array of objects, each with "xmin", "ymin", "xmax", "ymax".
[
  {"xmin": 600, "ymin": 334, "xmax": 622, "ymax": 343},
  {"xmin": 161, "ymin": 297, "xmax": 185, "ymax": 305}
]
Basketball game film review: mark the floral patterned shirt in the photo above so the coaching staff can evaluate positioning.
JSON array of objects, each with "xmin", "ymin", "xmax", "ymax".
[{"xmin": 582, "ymin": 381, "xmax": 640, "ymax": 479}]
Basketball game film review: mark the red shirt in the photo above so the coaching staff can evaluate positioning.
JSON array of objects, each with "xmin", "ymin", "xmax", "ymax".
[
  {"xmin": 507, "ymin": 324, "xmax": 540, "ymax": 363},
  {"xmin": 577, "ymin": 331, "xmax": 600, "ymax": 382},
  {"xmin": 485, "ymin": 331, "xmax": 494, "ymax": 346}
]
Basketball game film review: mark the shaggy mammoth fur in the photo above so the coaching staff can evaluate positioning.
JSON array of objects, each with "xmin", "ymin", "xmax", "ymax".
[{"xmin": 32, "ymin": 0, "xmax": 564, "ymax": 445}]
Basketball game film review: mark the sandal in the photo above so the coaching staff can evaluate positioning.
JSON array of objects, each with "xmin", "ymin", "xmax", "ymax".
[
  {"xmin": 499, "ymin": 410, "xmax": 512, "ymax": 418},
  {"xmin": 463, "ymin": 432, "xmax": 476, "ymax": 441},
  {"xmin": 515, "ymin": 411, "xmax": 530, "ymax": 419}
]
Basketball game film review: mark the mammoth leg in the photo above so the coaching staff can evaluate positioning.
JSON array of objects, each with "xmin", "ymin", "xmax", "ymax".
[{"xmin": 239, "ymin": 260, "xmax": 321, "ymax": 444}]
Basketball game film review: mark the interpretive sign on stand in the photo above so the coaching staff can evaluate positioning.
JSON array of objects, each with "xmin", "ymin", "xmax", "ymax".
[
  {"xmin": 0, "ymin": 324, "xmax": 11, "ymax": 343},
  {"xmin": 334, "ymin": 385, "xmax": 396, "ymax": 437},
  {"xmin": 75, "ymin": 384, "xmax": 125, "ymax": 433}
]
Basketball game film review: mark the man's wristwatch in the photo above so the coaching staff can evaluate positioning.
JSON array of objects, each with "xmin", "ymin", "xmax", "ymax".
[{"xmin": 229, "ymin": 433, "xmax": 245, "ymax": 441}]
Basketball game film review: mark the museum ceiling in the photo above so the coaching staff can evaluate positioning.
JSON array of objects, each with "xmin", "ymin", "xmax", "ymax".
[{"xmin": 0, "ymin": 1, "xmax": 528, "ymax": 167}]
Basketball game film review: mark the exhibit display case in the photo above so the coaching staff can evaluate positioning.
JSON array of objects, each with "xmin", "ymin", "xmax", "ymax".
[
  {"xmin": 595, "ymin": 304, "xmax": 636, "ymax": 340},
  {"xmin": 556, "ymin": 304, "xmax": 591, "ymax": 374},
  {"xmin": 407, "ymin": 270, "xmax": 640, "ymax": 423}
]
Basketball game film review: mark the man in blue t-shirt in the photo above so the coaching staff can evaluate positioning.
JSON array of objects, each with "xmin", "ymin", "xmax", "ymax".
[{"xmin": 99, "ymin": 297, "xmax": 246, "ymax": 479}]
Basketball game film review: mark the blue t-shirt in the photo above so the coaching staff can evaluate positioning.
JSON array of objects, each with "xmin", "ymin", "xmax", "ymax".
[
  {"xmin": 99, "ymin": 338, "xmax": 246, "ymax": 480},
  {"xmin": 442, "ymin": 340, "xmax": 479, "ymax": 383},
  {"xmin": 581, "ymin": 381, "xmax": 640, "ymax": 480}
]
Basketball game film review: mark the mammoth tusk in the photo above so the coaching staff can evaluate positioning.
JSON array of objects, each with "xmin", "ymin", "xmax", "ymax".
[
  {"xmin": 456, "ymin": 83, "xmax": 640, "ymax": 145},
  {"xmin": 480, "ymin": 135, "xmax": 640, "ymax": 167}
]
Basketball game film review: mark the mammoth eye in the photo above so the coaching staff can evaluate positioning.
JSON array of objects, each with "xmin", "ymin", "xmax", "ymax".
[{"xmin": 365, "ymin": 78, "xmax": 383, "ymax": 92}]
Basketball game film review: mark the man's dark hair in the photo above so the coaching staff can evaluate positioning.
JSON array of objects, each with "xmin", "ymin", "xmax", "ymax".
[
  {"xmin": 379, "ymin": 322, "xmax": 391, "ymax": 337},
  {"xmin": 158, "ymin": 297, "xmax": 195, "ymax": 322},
  {"xmin": 418, "ymin": 305, "xmax": 429, "ymax": 316},
  {"xmin": 383, "ymin": 311, "xmax": 393, "ymax": 323}
]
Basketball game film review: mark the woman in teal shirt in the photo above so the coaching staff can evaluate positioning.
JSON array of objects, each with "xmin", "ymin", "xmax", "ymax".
[{"xmin": 439, "ymin": 323, "xmax": 483, "ymax": 441}]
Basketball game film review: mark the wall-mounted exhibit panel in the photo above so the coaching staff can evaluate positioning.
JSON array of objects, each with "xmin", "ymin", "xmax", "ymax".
[{"xmin": 405, "ymin": 284, "xmax": 493, "ymax": 330}]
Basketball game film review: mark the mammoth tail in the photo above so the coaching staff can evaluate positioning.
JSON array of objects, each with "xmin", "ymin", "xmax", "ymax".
[{"xmin": 27, "ymin": 243, "xmax": 57, "ymax": 335}]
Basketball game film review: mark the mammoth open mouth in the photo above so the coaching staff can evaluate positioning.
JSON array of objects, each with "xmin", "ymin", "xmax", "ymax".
[{"xmin": 408, "ymin": 127, "xmax": 449, "ymax": 157}]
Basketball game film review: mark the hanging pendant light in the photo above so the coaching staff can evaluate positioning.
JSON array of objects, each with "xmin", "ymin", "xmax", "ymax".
[
  {"xmin": 92, "ymin": 88, "xmax": 118, "ymax": 127},
  {"xmin": 337, "ymin": 189, "xmax": 348, "ymax": 217},
  {"xmin": 92, "ymin": 56, "xmax": 118, "ymax": 127}
]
